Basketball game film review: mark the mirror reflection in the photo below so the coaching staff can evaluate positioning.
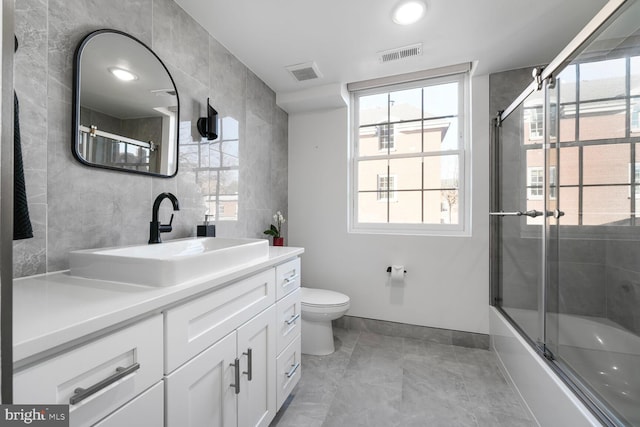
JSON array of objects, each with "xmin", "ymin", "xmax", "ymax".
[
  {"xmin": 73, "ymin": 30, "xmax": 179, "ymax": 177},
  {"xmin": 182, "ymin": 116, "xmax": 240, "ymax": 221}
]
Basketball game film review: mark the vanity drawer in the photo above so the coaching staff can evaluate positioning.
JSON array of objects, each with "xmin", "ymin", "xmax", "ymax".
[
  {"xmin": 164, "ymin": 269, "xmax": 275, "ymax": 373},
  {"xmin": 276, "ymin": 335, "xmax": 302, "ymax": 410},
  {"xmin": 93, "ymin": 381, "xmax": 164, "ymax": 427},
  {"xmin": 14, "ymin": 315, "xmax": 163, "ymax": 427},
  {"xmin": 276, "ymin": 288, "xmax": 301, "ymax": 354},
  {"xmin": 276, "ymin": 258, "xmax": 301, "ymax": 300}
]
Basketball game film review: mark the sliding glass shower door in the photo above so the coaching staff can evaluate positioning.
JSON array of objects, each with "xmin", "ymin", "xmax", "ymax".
[
  {"xmin": 493, "ymin": 1, "xmax": 640, "ymax": 425},
  {"xmin": 493, "ymin": 88, "xmax": 546, "ymax": 347}
]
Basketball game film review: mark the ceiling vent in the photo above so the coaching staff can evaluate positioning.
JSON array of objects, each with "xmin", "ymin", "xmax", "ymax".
[
  {"xmin": 285, "ymin": 61, "xmax": 322, "ymax": 82},
  {"xmin": 377, "ymin": 43, "xmax": 423, "ymax": 63}
]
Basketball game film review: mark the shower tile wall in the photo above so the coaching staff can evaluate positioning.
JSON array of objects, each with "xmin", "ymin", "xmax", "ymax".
[
  {"xmin": 606, "ymin": 240, "xmax": 640, "ymax": 334},
  {"xmin": 13, "ymin": 0, "xmax": 288, "ymax": 276},
  {"xmin": 491, "ymin": 67, "xmax": 640, "ymax": 335}
]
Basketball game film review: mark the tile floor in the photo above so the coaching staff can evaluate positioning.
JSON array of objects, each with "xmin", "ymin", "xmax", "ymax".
[{"xmin": 270, "ymin": 328, "xmax": 537, "ymax": 427}]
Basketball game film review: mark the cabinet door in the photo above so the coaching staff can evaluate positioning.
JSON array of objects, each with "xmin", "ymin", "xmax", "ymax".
[
  {"xmin": 165, "ymin": 332, "xmax": 238, "ymax": 427},
  {"xmin": 237, "ymin": 306, "xmax": 276, "ymax": 427}
]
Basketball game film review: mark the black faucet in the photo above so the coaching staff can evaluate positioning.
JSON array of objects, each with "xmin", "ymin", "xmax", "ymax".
[{"xmin": 149, "ymin": 192, "xmax": 180, "ymax": 244}]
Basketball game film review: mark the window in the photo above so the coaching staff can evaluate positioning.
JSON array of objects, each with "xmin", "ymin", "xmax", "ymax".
[
  {"xmin": 527, "ymin": 167, "xmax": 544, "ymax": 199},
  {"xmin": 349, "ymin": 67, "xmax": 469, "ymax": 235},
  {"xmin": 181, "ymin": 116, "xmax": 240, "ymax": 221},
  {"xmin": 522, "ymin": 56, "xmax": 640, "ymax": 227},
  {"xmin": 378, "ymin": 124, "xmax": 395, "ymax": 151},
  {"xmin": 526, "ymin": 166, "xmax": 557, "ymax": 202},
  {"xmin": 632, "ymin": 103, "xmax": 640, "ymax": 131},
  {"xmin": 377, "ymin": 174, "xmax": 397, "ymax": 201},
  {"xmin": 528, "ymin": 107, "xmax": 543, "ymax": 139}
]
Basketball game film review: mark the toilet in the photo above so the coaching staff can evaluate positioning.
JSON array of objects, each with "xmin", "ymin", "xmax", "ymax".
[{"xmin": 300, "ymin": 287, "xmax": 350, "ymax": 356}]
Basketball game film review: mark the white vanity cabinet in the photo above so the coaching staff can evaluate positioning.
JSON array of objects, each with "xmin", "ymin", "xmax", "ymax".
[
  {"xmin": 13, "ymin": 253, "xmax": 302, "ymax": 427},
  {"xmin": 162, "ymin": 268, "xmax": 277, "ymax": 425},
  {"xmin": 14, "ymin": 315, "xmax": 164, "ymax": 427},
  {"xmin": 165, "ymin": 306, "xmax": 277, "ymax": 427}
]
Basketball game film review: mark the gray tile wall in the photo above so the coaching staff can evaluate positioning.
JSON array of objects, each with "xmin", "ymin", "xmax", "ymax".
[
  {"xmin": 13, "ymin": 0, "xmax": 288, "ymax": 276},
  {"xmin": 490, "ymin": 67, "xmax": 640, "ymax": 335}
]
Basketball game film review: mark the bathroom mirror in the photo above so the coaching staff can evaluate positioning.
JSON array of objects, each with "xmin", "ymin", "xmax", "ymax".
[{"xmin": 72, "ymin": 29, "xmax": 179, "ymax": 177}]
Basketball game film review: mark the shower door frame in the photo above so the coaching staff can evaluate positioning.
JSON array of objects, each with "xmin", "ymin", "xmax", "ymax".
[{"xmin": 490, "ymin": 0, "xmax": 633, "ymax": 425}]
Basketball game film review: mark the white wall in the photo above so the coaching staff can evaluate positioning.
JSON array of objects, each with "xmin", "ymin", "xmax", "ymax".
[{"xmin": 288, "ymin": 74, "xmax": 490, "ymax": 334}]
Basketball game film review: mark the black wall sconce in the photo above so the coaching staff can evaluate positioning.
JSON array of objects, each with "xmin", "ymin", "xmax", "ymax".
[{"xmin": 197, "ymin": 98, "xmax": 218, "ymax": 140}]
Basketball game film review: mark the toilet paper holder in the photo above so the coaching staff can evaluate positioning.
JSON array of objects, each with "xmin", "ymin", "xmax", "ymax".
[{"xmin": 386, "ymin": 266, "xmax": 406, "ymax": 274}]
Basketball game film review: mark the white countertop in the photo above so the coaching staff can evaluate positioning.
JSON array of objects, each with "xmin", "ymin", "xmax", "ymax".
[{"xmin": 14, "ymin": 246, "xmax": 303, "ymax": 364}]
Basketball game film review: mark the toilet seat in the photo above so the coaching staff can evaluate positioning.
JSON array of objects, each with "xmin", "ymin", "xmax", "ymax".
[{"xmin": 301, "ymin": 287, "xmax": 350, "ymax": 308}]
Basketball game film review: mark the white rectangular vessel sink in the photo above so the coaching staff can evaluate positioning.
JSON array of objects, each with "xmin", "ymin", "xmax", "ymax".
[{"xmin": 69, "ymin": 237, "xmax": 270, "ymax": 286}]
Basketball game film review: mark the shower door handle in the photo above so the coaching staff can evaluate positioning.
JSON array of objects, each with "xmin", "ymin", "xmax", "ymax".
[{"xmin": 489, "ymin": 210, "xmax": 544, "ymax": 218}]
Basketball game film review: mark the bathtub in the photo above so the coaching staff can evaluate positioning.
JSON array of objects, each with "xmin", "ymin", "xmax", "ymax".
[
  {"xmin": 491, "ymin": 307, "xmax": 607, "ymax": 427},
  {"xmin": 552, "ymin": 312, "xmax": 640, "ymax": 426},
  {"xmin": 501, "ymin": 307, "xmax": 640, "ymax": 425}
]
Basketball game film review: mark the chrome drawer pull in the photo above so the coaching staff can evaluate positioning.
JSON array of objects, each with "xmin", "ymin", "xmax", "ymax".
[
  {"xmin": 69, "ymin": 362, "xmax": 140, "ymax": 405},
  {"xmin": 285, "ymin": 313, "xmax": 301, "ymax": 325},
  {"xmin": 283, "ymin": 274, "xmax": 299, "ymax": 285},
  {"xmin": 285, "ymin": 362, "xmax": 300, "ymax": 379},
  {"xmin": 242, "ymin": 348, "xmax": 253, "ymax": 381},
  {"xmin": 230, "ymin": 358, "xmax": 240, "ymax": 394}
]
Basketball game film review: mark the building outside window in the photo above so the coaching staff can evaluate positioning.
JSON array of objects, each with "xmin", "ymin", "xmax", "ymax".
[
  {"xmin": 378, "ymin": 124, "xmax": 395, "ymax": 151},
  {"xmin": 377, "ymin": 174, "xmax": 397, "ymax": 201},
  {"xmin": 528, "ymin": 107, "xmax": 543, "ymax": 139},
  {"xmin": 632, "ymin": 103, "xmax": 640, "ymax": 131},
  {"xmin": 524, "ymin": 56, "xmax": 640, "ymax": 226},
  {"xmin": 349, "ymin": 65, "xmax": 470, "ymax": 235}
]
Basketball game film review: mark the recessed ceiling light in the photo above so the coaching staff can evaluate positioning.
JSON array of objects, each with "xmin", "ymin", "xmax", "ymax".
[
  {"xmin": 108, "ymin": 67, "xmax": 138, "ymax": 81},
  {"xmin": 392, "ymin": 0, "xmax": 426, "ymax": 26}
]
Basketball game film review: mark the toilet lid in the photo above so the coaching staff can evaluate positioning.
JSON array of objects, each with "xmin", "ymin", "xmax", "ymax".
[{"xmin": 301, "ymin": 287, "xmax": 350, "ymax": 307}]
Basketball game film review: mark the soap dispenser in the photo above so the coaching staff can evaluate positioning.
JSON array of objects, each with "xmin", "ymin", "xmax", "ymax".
[{"xmin": 197, "ymin": 215, "xmax": 216, "ymax": 237}]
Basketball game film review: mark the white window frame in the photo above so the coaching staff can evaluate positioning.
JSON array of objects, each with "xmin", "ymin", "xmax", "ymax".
[{"xmin": 348, "ymin": 67, "xmax": 471, "ymax": 236}]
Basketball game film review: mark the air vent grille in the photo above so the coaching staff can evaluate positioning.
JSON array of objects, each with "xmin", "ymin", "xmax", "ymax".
[
  {"xmin": 285, "ymin": 61, "xmax": 322, "ymax": 82},
  {"xmin": 377, "ymin": 43, "xmax": 423, "ymax": 63}
]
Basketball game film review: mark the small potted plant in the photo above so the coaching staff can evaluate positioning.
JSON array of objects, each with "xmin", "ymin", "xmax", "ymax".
[{"xmin": 264, "ymin": 211, "xmax": 285, "ymax": 246}]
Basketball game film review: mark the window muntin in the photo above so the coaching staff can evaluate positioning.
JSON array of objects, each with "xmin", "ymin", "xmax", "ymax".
[{"xmin": 350, "ymin": 73, "xmax": 468, "ymax": 234}]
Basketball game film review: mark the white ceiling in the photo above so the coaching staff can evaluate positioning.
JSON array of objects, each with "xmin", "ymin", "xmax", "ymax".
[{"xmin": 174, "ymin": 0, "xmax": 608, "ymax": 98}]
